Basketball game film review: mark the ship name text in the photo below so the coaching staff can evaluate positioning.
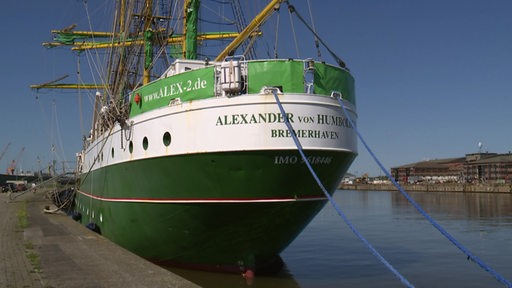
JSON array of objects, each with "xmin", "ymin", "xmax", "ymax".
[
  {"xmin": 143, "ymin": 77, "xmax": 208, "ymax": 102},
  {"xmin": 273, "ymin": 155, "xmax": 333, "ymax": 165},
  {"xmin": 215, "ymin": 113, "xmax": 351, "ymax": 128},
  {"xmin": 216, "ymin": 112, "xmax": 352, "ymax": 140}
]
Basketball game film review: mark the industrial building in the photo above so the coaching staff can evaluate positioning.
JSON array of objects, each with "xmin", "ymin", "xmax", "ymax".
[{"xmin": 391, "ymin": 152, "xmax": 512, "ymax": 184}]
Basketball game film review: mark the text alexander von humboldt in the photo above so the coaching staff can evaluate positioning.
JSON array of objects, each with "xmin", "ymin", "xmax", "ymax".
[{"xmin": 215, "ymin": 112, "xmax": 351, "ymax": 139}]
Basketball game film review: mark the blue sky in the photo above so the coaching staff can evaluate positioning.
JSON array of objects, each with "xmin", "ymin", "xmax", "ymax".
[{"xmin": 1, "ymin": 0, "xmax": 511, "ymax": 176}]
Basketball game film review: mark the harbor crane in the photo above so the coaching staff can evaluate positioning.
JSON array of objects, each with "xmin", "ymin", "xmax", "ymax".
[
  {"xmin": 7, "ymin": 146, "xmax": 25, "ymax": 175},
  {"xmin": 0, "ymin": 142, "xmax": 11, "ymax": 165}
]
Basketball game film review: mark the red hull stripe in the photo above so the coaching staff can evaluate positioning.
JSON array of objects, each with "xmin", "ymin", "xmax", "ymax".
[{"xmin": 76, "ymin": 190, "xmax": 326, "ymax": 203}]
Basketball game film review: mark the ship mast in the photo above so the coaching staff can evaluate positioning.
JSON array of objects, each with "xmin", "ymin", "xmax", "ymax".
[
  {"xmin": 215, "ymin": 0, "xmax": 284, "ymax": 61},
  {"xmin": 30, "ymin": 0, "xmax": 289, "ymax": 145},
  {"xmin": 31, "ymin": 1, "xmax": 280, "ymax": 92},
  {"xmin": 142, "ymin": 0, "xmax": 153, "ymax": 84},
  {"xmin": 184, "ymin": 0, "xmax": 200, "ymax": 59}
]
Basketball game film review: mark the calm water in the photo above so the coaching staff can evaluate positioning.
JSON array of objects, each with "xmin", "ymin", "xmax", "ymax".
[{"xmin": 168, "ymin": 190, "xmax": 512, "ymax": 287}]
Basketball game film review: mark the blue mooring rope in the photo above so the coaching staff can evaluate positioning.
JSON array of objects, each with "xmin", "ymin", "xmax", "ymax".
[
  {"xmin": 271, "ymin": 90, "xmax": 415, "ymax": 288},
  {"xmin": 334, "ymin": 96, "xmax": 512, "ymax": 288}
]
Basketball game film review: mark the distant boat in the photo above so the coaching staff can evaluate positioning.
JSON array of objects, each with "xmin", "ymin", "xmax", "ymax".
[{"xmin": 33, "ymin": 0, "xmax": 357, "ymax": 274}]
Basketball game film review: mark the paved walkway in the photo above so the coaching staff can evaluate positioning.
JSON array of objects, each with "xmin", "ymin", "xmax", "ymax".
[{"xmin": 0, "ymin": 191, "xmax": 200, "ymax": 288}]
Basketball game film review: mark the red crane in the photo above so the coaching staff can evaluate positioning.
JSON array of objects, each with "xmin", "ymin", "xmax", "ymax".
[{"xmin": 7, "ymin": 146, "xmax": 24, "ymax": 175}]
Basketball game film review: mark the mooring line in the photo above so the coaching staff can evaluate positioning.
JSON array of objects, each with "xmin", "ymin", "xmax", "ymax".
[
  {"xmin": 271, "ymin": 90, "xmax": 415, "ymax": 288},
  {"xmin": 335, "ymin": 96, "xmax": 512, "ymax": 288}
]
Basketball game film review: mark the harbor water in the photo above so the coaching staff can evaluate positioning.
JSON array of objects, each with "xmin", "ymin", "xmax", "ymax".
[{"xmin": 168, "ymin": 190, "xmax": 512, "ymax": 287}]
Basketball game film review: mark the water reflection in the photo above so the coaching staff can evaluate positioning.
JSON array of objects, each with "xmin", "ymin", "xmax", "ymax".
[
  {"xmin": 162, "ymin": 190, "xmax": 512, "ymax": 287},
  {"xmin": 392, "ymin": 191, "xmax": 512, "ymax": 219},
  {"xmin": 166, "ymin": 265, "xmax": 300, "ymax": 288}
]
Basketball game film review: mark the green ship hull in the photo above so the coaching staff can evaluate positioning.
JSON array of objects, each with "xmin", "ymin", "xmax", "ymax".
[{"xmin": 76, "ymin": 149, "xmax": 355, "ymax": 272}]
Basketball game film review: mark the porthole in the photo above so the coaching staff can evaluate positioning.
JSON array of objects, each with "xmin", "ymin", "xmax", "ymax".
[
  {"xmin": 129, "ymin": 141, "xmax": 133, "ymax": 153},
  {"xmin": 163, "ymin": 132, "xmax": 171, "ymax": 146},
  {"xmin": 143, "ymin": 137, "xmax": 149, "ymax": 150},
  {"xmin": 111, "ymin": 147, "xmax": 115, "ymax": 158}
]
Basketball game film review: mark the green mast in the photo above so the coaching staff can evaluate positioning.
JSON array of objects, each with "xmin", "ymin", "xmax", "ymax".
[{"xmin": 184, "ymin": 0, "xmax": 200, "ymax": 59}]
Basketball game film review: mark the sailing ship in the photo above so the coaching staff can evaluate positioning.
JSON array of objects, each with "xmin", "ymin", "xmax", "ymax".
[{"xmin": 32, "ymin": 0, "xmax": 357, "ymax": 274}]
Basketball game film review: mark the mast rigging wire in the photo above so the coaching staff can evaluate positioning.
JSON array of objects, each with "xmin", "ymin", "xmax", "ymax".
[
  {"xmin": 287, "ymin": 5, "xmax": 300, "ymax": 58},
  {"xmin": 273, "ymin": 8, "xmax": 280, "ymax": 58},
  {"xmin": 285, "ymin": 1, "xmax": 346, "ymax": 68},
  {"xmin": 76, "ymin": 57, "xmax": 84, "ymax": 137},
  {"xmin": 306, "ymin": 0, "xmax": 322, "ymax": 61}
]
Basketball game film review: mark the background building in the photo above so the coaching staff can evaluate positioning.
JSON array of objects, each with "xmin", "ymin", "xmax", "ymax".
[{"xmin": 391, "ymin": 152, "xmax": 512, "ymax": 184}]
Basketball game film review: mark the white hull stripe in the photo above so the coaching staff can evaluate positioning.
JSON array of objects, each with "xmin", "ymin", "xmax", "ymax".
[{"xmin": 77, "ymin": 190, "xmax": 327, "ymax": 203}]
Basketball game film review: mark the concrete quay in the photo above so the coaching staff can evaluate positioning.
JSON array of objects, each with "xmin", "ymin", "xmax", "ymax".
[
  {"xmin": 339, "ymin": 183, "xmax": 512, "ymax": 193},
  {"xmin": 0, "ymin": 191, "xmax": 200, "ymax": 288}
]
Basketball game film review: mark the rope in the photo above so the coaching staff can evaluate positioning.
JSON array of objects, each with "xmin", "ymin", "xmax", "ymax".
[
  {"xmin": 287, "ymin": 5, "xmax": 300, "ymax": 58},
  {"xmin": 305, "ymin": 0, "xmax": 322, "ymax": 61},
  {"xmin": 45, "ymin": 187, "xmax": 76, "ymax": 214},
  {"xmin": 286, "ymin": 2, "xmax": 346, "ymax": 68},
  {"xmin": 80, "ymin": 124, "xmax": 116, "ymax": 185},
  {"xmin": 335, "ymin": 96, "xmax": 512, "ymax": 288},
  {"xmin": 273, "ymin": 9, "xmax": 280, "ymax": 59},
  {"xmin": 271, "ymin": 90, "xmax": 414, "ymax": 288},
  {"xmin": 51, "ymin": 100, "xmax": 67, "ymax": 165}
]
